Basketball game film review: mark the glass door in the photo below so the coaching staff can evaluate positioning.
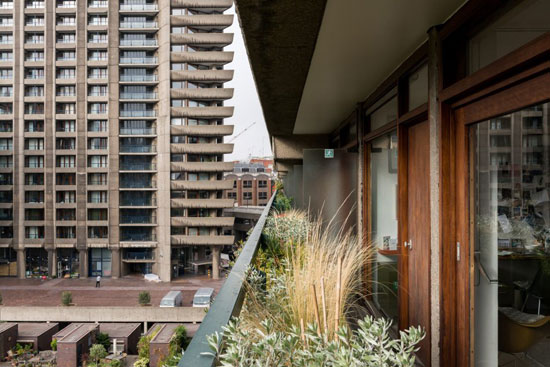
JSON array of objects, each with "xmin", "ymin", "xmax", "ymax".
[{"xmin": 470, "ymin": 102, "xmax": 550, "ymax": 366}]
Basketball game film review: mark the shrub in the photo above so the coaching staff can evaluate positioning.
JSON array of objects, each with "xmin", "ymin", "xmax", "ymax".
[
  {"xmin": 209, "ymin": 316, "xmax": 424, "ymax": 367},
  {"xmin": 133, "ymin": 357, "xmax": 148, "ymax": 367},
  {"xmin": 50, "ymin": 339, "xmax": 57, "ymax": 351},
  {"xmin": 272, "ymin": 192, "xmax": 293, "ymax": 212},
  {"xmin": 96, "ymin": 332, "xmax": 111, "ymax": 352},
  {"xmin": 88, "ymin": 344, "xmax": 107, "ymax": 366},
  {"xmin": 138, "ymin": 291, "xmax": 151, "ymax": 306},
  {"xmin": 137, "ymin": 335, "xmax": 151, "ymax": 359},
  {"xmin": 110, "ymin": 359, "xmax": 121, "ymax": 367},
  {"xmin": 61, "ymin": 291, "xmax": 72, "ymax": 306}
]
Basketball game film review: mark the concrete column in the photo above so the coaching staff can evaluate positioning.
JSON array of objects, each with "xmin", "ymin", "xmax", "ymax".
[
  {"xmin": 111, "ymin": 248, "xmax": 120, "ymax": 279},
  {"xmin": 211, "ymin": 246, "xmax": 220, "ymax": 279},
  {"xmin": 79, "ymin": 249, "xmax": 88, "ymax": 278},
  {"xmin": 16, "ymin": 248, "xmax": 25, "ymax": 279},
  {"xmin": 48, "ymin": 248, "xmax": 56, "ymax": 278}
]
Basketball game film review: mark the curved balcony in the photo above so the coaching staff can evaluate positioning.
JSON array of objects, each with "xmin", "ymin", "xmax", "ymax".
[
  {"xmin": 171, "ymin": 198, "xmax": 234, "ymax": 209},
  {"xmin": 171, "ymin": 106, "xmax": 233, "ymax": 118},
  {"xmin": 170, "ymin": 14, "xmax": 233, "ymax": 28},
  {"xmin": 170, "ymin": 161, "xmax": 233, "ymax": 172},
  {"xmin": 170, "ymin": 88, "xmax": 233, "ymax": 100},
  {"xmin": 170, "ymin": 235, "xmax": 235, "ymax": 246},
  {"xmin": 170, "ymin": 33, "xmax": 233, "ymax": 46},
  {"xmin": 170, "ymin": 180, "xmax": 233, "ymax": 190},
  {"xmin": 170, "ymin": 124, "xmax": 233, "ymax": 136},
  {"xmin": 171, "ymin": 51, "xmax": 233, "ymax": 65},
  {"xmin": 171, "ymin": 216, "xmax": 234, "ymax": 227},
  {"xmin": 170, "ymin": 0, "xmax": 233, "ymax": 9},
  {"xmin": 170, "ymin": 143, "xmax": 233, "ymax": 154},
  {"xmin": 171, "ymin": 69, "xmax": 233, "ymax": 82}
]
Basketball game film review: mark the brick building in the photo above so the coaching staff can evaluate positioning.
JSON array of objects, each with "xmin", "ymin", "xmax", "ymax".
[{"xmin": 224, "ymin": 159, "xmax": 274, "ymax": 207}]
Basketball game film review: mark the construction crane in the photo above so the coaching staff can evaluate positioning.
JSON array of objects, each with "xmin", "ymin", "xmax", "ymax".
[{"xmin": 228, "ymin": 121, "xmax": 257, "ymax": 143}]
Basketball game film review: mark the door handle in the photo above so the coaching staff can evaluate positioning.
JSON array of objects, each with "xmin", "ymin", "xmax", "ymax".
[{"xmin": 404, "ymin": 239, "xmax": 413, "ymax": 250}]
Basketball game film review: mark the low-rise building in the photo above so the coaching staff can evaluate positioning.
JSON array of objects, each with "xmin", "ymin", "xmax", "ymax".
[
  {"xmin": 224, "ymin": 159, "xmax": 275, "ymax": 207},
  {"xmin": 99, "ymin": 323, "xmax": 141, "ymax": 355},
  {"xmin": 147, "ymin": 323, "xmax": 182, "ymax": 367},
  {"xmin": 16, "ymin": 323, "xmax": 59, "ymax": 351},
  {"xmin": 54, "ymin": 323, "xmax": 98, "ymax": 367},
  {"xmin": 0, "ymin": 323, "xmax": 17, "ymax": 359}
]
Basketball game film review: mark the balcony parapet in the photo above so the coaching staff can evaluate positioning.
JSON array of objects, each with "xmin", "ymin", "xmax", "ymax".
[
  {"xmin": 170, "ymin": 0, "xmax": 233, "ymax": 9},
  {"xmin": 170, "ymin": 14, "xmax": 233, "ymax": 28},
  {"xmin": 170, "ymin": 88, "xmax": 233, "ymax": 100},
  {"xmin": 170, "ymin": 235, "xmax": 235, "ymax": 246},
  {"xmin": 170, "ymin": 198, "xmax": 234, "ymax": 209},
  {"xmin": 170, "ymin": 180, "xmax": 233, "ymax": 190},
  {"xmin": 170, "ymin": 124, "xmax": 233, "ymax": 136},
  {"xmin": 171, "ymin": 216, "xmax": 234, "ymax": 227},
  {"xmin": 170, "ymin": 33, "xmax": 233, "ymax": 46},
  {"xmin": 170, "ymin": 161, "xmax": 233, "ymax": 172},
  {"xmin": 170, "ymin": 69, "xmax": 233, "ymax": 82},
  {"xmin": 171, "ymin": 106, "xmax": 233, "ymax": 118},
  {"xmin": 170, "ymin": 143, "xmax": 233, "ymax": 154},
  {"xmin": 171, "ymin": 51, "xmax": 233, "ymax": 65}
]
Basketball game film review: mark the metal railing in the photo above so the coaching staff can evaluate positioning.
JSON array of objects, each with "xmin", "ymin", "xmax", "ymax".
[
  {"xmin": 120, "ymin": 110, "xmax": 157, "ymax": 118},
  {"xmin": 120, "ymin": 127, "xmax": 155, "ymax": 135},
  {"xmin": 119, "ymin": 145, "xmax": 156, "ymax": 153},
  {"xmin": 119, "ymin": 4, "xmax": 158, "ymax": 11},
  {"xmin": 120, "ymin": 75, "xmax": 158, "ymax": 82},
  {"xmin": 179, "ymin": 190, "xmax": 277, "ymax": 366},
  {"xmin": 120, "ymin": 92, "xmax": 158, "ymax": 100},
  {"xmin": 120, "ymin": 163, "xmax": 156, "ymax": 170},
  {"xmin": 120, "ymin": 215, "xmax": 157, "ymax": 224},
  {"xmin": 120, "ymin": 39, "xmax": 158, "ymax": 47},
  {"xmin": 120, "ymin": 57, "xmax": 158, "ymax": 64},
  {"xmin": 120, "ymin": 22, "xmax": 158, "ymax": 29}
]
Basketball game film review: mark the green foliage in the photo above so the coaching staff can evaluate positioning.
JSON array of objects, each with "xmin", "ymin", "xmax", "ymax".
[
  {"xmin": 96, "ymin": 332, "xmax": 111, "ymax": 352},
  {"xmin": 138, "ymin": 291, "xmax": 151, "ymax": 306},
  {"xmin": 14, "ymin": 343, "xmax": 32, "ymax": 356},
  {"xmin": 137, "ymin": 335, "xmax": 152, "ymax": 359},
  {"xmin": 133, "ymin": 357, "xmax": 149, "ymax": 367},
  {"xmin": 89, "ymin": 344, "xmax": 108, "ymax": 366},
  {"xmin": 160, "ymin": 325, "xmax": 189, "ymax": 367},
  {"xmin": 110, "ymin": 359, "xmax": 121, "ymax": 367},
  {"xmin": 61, "ymin": 291, "xmax": 72, "ymax": 306},
  {"xmin": 50, "ymin": 339, "xmax": 57, "ymax": 351},
  {"xmin": 208, "ymin": 316, "xmax": 424, "ymax": 367},
  {"xmin": 272, "ymin": 191, "xmax": 293, "ymax": 212}
]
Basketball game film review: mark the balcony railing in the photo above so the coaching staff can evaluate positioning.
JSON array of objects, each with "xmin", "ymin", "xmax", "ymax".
[
  {"xmin": 120, "ymin": 163, "xmax": 156, "ymax": 170},
  {"xmin": 119, "ymin": 21, "xmax": 158, "ymax": 29},
  {"xmin": 120, "ymin": 127, "xmax": 155, "ymax": 135},
  {"xmin": 120, "ymin": 215, "xmax": 156, "ymax": 224},
  {"xmin": 120, "ymin": 233, "xmax": 157, "ymax": 242},
  {"xmin": 120, "ymin": 145, "xmax": 156, "ymax": 153},
  {"xmin": 180, "ymin": 190, "xmax": 277, "ymax": 366},
  {"xmin": 120, "ymin": 39, "xmax": 158, "ymax": 47},
  {"xmin": 120, "ymin": 75, "xmax": 158, "ymax": 82},
  {"xmin": 120, "ymin": 57, "xmax": 158, "ymax": 64},
  {"xmin": 120, "ymin": 92, "xmax": 158, "ymax": 100},
  {"xmin": 120, "ymin": 198, "xmax": 156, "ymax": 206},
  {"xmin": 123, "ymin": 252, "xmax": 154, "ymax": 261},
  {"xmin": 119, "ymin": 4, "xmax": 158, "ymax": 11},
  {"xmin": 120, "ymin": 110, "xmax": 157, "ymax": 118},
  {"xmin": 120, "ymin": 179, "xmax": 156, "ymax": 189}
]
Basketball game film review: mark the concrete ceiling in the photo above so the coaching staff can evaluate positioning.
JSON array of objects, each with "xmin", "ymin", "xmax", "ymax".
[{"xmin": 294, "ymin": 0, "xmax": 467, "ymax": 134}]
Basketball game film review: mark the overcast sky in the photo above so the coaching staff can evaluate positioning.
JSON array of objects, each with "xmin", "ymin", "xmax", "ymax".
[{"xmin": 224, "ymin": 6, "xmax": 272, "ymax": 161}]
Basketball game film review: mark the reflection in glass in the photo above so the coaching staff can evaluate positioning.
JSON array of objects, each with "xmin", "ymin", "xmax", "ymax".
[
  {"xmin": 472, "ymin": 102, "xmax": 550, "ymax": 366},
  {"xmin": 370, "ymin": 131, "xmax": 398, "ymax": 325}
]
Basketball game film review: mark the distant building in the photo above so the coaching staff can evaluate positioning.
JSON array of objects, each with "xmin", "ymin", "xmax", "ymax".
[{"xmin": 224, "ymin": 159, "xmax": 275, "ymax": 207}]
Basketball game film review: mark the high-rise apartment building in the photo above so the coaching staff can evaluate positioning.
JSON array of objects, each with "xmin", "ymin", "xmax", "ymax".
[{"xmin": 0, "ymin": 0, "xmax": 235, "ymax": 281}]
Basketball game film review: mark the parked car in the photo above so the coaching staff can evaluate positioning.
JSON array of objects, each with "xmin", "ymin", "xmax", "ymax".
[
  {"xmin": 192, "ymin": 287, "xmax": 214, "ymax": 308},
  {"xmin": 159, "ymin": 291, "xmax": 183, "ymax": 307}
]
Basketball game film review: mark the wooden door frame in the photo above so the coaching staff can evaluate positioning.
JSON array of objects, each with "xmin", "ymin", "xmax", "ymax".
[{"xmin": 439, "ymin": 33, "xmax": 550, "ymax": 366}]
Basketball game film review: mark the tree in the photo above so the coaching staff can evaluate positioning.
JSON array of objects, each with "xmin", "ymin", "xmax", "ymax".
[
  {"xmin": 96, "ymin": 333, "xmax": 111, "ymax": 352},
  {"xmin": 88, "ymin": 344, "xmax": 107, "ymax": 366},
  {"xmin": 50, "ymin": 339, "xmax": 57, "ymax": 351}
]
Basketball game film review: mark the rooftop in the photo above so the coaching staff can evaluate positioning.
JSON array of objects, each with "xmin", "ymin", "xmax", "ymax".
[
  {"xmin": 148, "ymin": 323, "xmax": 182, "ymax": 344},
  {"xmin": 99, "ymin": 323, "xmax": 141, "ymax": 338},
  {"xmin": 55, "ymin": 323, "xmax": 98, "ymax": 343},
  {"xmin": 17, "ymin": 323, "xmax": 59, "ymax": 338},
  {"xmin": 0, "ymin": 322, "xmax": 16, "ymax": 333}
]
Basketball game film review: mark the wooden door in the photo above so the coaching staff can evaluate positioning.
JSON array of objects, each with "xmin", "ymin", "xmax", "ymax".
[{"xmin": 405, "ymin": 120, "xmax": 431, "ymax": 365}]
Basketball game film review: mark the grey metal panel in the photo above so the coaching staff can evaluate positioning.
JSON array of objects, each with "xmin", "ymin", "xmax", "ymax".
[{"xmin": 302, "ymin": 149, "xmax": 357, "ymax": 233}]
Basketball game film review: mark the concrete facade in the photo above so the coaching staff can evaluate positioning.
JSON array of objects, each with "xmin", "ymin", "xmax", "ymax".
[{"xmin": 0, "ymin": 0, "xmax": 234, "ymax": 281}]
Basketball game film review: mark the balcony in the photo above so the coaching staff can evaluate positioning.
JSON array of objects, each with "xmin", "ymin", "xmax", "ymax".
[
  {"xmin": 170, "ymin": 33, "xmax": 233, "ymax": 47},
  {"xmin": 170, "ymin": 235, "xmax": 234, "ymax": 246},
  {"xmin": 170, "ymin": 125, "xmax": 233, "ymax": 136},
  {"xmin": 120, "ymin": 215, "xmax": 156, "ymax": 225},
  {"xmin": 119, "ymin": 21, "xmax": 158, "ymax": 29},
  {"xmin": 171, "ymin": 216, "xmax": 234, "ymax": 227},
  {"xmin": 120, "ymin": 127, "xmax": 155, "ymax": 135},
  {"xmin": 170, "ymin": 180, "xmax": 233, "ymax": 191},
  {"xmin": 170, "ymin": 88, "xmax": 233, "ymax": 100},
  {"xmin": 170, "ymin": 0, "xmax": 232, "ymax": 9},
  {"xmin": 170, "ymin": 106, "xmax": 234, "ymax": 118},
  {"xmin": 119, "ymin": 163, "xmax": 156, "ymax": 171},
  {"xmin": 119, "ymin": 4, "xmax": 159, "ymax": 11},
  {"xmin": 120, "ymin": 92, "xmax": 158, "ymax": 100},
  {"xmin": 170, "ymin": 14, "xmax": 233, "ymax": 28},
  {"xmin": 170, "ymin": 161, "xmax": 233, "ymax": 172},
  {"xmin": 170, "ymin": 69, "xmax": 233, "ymax": 82},
  {"xmin": 170, "ymin": 143, "xmax": 233, "ymax": 154},
  {"xmin": 119, "ymin": 57, "xmax": 158, "ymax": 65},
  {"xmin": 170, "ymin": 198, "xmax": 234, "ymax": 209},
  {"xmin": 119, "ymin": 145, "xmax": 156, "ymax": 153},
  {"xmin": 120, "ymin": 198, "xmax": 156, "ymax": 207},
  {"xmin": 120, "ymin": 39, "xmax": 158, "ymax": 47},
  {"xmin": 120, "ymin": 74, "xmax": 158, "ymax": 82},
  {"xmin": 120, "ymin": 110, "xmax": 157, "ymax": 118},
  {"xmin": 120, "ymin": 179, "xmax": 156, "ymax": 189},
  {"xmin": 171, "ymin": 51, "xmax": 234, "ymax": 65}
]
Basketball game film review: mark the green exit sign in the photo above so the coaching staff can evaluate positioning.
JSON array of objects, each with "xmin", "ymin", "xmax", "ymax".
[{"xmin": 324, "ymin": 149, "xmax": 334, "ymax": 159}]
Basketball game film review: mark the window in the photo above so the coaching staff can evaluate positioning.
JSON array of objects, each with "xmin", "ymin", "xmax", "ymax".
[
  {"xmin": 88, "ymin": 103, "xmax": 108, "ymax": 114},
  {"xmin": 25, "ymin": 156, "xmax": 43, "ymax": 168},
  {"xmin": 24, "ymin": 103, "xmax": 44, "ymax": 115},
  {"xmin": 56, "ymin": 173, "xmax": 75, "ymax": 185},
  {"xmin": 243, "ymin": 192, "xmax": 252, "ymax": 200},
  {"xmin": 56, "ymin": 155, "xmax": 75, "ymax": 168},
  {"xmin": 57, "ymin": 68, "xmax": 76, "ymax": 79},
  {"xmin": 258, "ymin": 180, "xmax": 267, "ymax": 188},
  {"xmin": 57, "ymin": 50, "xmax": 75, "ymax": 61},
  {"xmin": 56, "ymin": 33, "xmax": 75, "ymax": 44},
  {"xmin": 88, "ymin": 138, "xmax": 107, "ymax": 150},
  {"xmin": 25, "ymin": 50, "xmax": 43, "ymax": 61},
  {"xmin": 26, "ymin": 86, "xmax": 44, "ymax": 97},
  {"xmin": 24, "ymin": 138, "xmax": 43, "ymax": 150},
  {"xmin": 56, "ymin": 138, "xmax": 75, "ymax": 150},
  {"xmin": 88, "ymin": 32, "xmax": 108, "ymax": 43},
  {"xmin": 88, "ymin": 50, "xmax": 108, "ymax": 61},
  {"xmin": 258, "ymin": 192, "xmax": 267, "ymax": 200},
  {"xmin": 88, "ymin": 191, "xmax": 107, "ymax": 203},
  {"xmin": 56, "ymin": 86, "xmax": 75, "ymax": 97},
  {"xmin": 88, "ymin": 67, "xmax": 107, "ymax": 79},
  {"xmin": 56, "ymin": 191, "xmax": 75, "ymax": 203},
  {"xmin": 88, "ymin": 155, "xmax": 107, "ymax": 168},
  {"xmin": 88, "ymin": 120, "xmax": 107, "ymax": 132},
  {"xmin": 243, "ymin": 180, "xmax": 252, "ymax": 188},
  {"xmin": 88, "ymin": 173, "xmax": 107, "ymax": 185},
  {"xmin": 56, "ymin": 103, "xmax": 76, "ymax": 115},
  {"xmin": 89, "ymin": 85, "xmax": 108, "ymax": 96},
  {"xmin": 227, "ymin": 192, "xmax": 236, "ymax": 199},
  {"xmin": 25, "ymin": 121, "xmax": 43, "ymax": 132}
]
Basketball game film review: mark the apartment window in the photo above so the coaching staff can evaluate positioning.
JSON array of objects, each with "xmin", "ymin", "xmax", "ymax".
[
  {"xmin": 88, "ymin": 68, "xmax": 107, "ymax": 79},
  {"xmin": 56, "ymin": 103, "xmax": 76, "ymax": 115},
  {"xmin": 88, "ymin": 32, "xmax": 108, "ymax": 43},
  {"xmin": 56, "ymin": 155, "xmax": 75, "ymax": 168},
  {"xmin": 258, "ymin": 192, "xmax": 268, "ymax": 200},
  {"xmin": 243, "ymin": 192, "xmax": 252, "ymax": 200},
  {"xmin": 0, "ymin": 52, "xmax": 12, "ymax": 61},
  {"xmin": 89, "ymin": 85, "xmax": 108, "ymax": 97},
  {"xmin": 25, "ymin": 227, "xmax": 44, "ymax": 239},
  {"xmin": 0, "ymin": 104, "xmax": 10, "ymax": 115},
  {"xmin": 56, "ymin": 209, "xmax": 75, "ymax": 221},
  {"xmin": 56, "ymin": 138, "xmax": 75, "ymax": 150},
  {"xmin": 88, "ymin": 15, "xmax": 107, "ymax": 26},
  {"xmin": 57, "ymin": 51, "xmax": 76, "ymax": 61},
  {"xmin": 88, "ymin": 173, "xmax": 107, "ymax": 185},
  {"xmin": 56, "ymin": 85, "xmax": 75, "ymax": 97},
  {"xmin": 0, "ymin": 1, "xmax": 12, "ymax": 10},
  {"xmin": 24, "ymin": 138, "xmax": 43, "ymax": 151},
  {"xmin": 25, "ymin": 51, "xmax": 44, "ymax": 62},
  {"xmin": 56, "ymin": 227, "xmax": 76, "ymax": 239},
  {"xmin": 0, "ymin": 122, "xmax": 10, "ymax": 132},
  {"xmin": 243, "ymin": 180, "xmax": 252, "ymax": 188},
  {"xmin": 57, "ymin": 33, "xmax": 76, "ymax": 44},
  {"xmin": 227, "ymin": 192, "xmax": 236, "ymax": 199},
  {"xmin": 25, "ymin": 191, "xmax": 44, "ymax": 204},
  {"xmin": 88, "ymin": 226, "xmax": 108, "ymax": 239},
  {"xmin": 0, "ymin": 86, "xmax": 11, "ymax": 97},
  {"xmin": 88, "ymin": 0, "xmax": 107, "ymax": 8},
  {"xmin": 56, "ymin": 173, "xmax": 75, "ymax": 185},
  {"xmin": 26, "ymin": 0, "xmax": 44, "ymax": 9},
  {"xmin": 25, "ymin": 173, "xmax": 43, "ymax": 185},
  {"xmin": 57, "ymin": 16, "xmax": 76, "ymax": 26},
  {"xmin": 88, "ymin": 138, "xmax": 107, "ymax": 150},
  {"xmin": 56, "ymin": 191, "xmax": 75, "ymax": 203},
  {"xmin": 25, "ymin": 156, "xmax": 43, "ymax": 168},
  {"xmin": 0, "ymin": 156, "xmax": 12, "ymax": 168},
  {"xmin": 88, "ymin": 155, "xmax": 107, "ymax": 168},
  {"xmin": 88, "ymin": 103, "xmax": 108, "ymax": 114},
  {"xmin": 88, "ymin": 191, "xmax": 107, "ymax": 203},
  {"xmin": 0, "ymin": 190, "xmax": 12, "ymax": 202},
  {"xmin": 56, "ymin": 120, "xmax": 76, "ymax": 132},
  {"xmin": 88, "ymin": 51, "xmax": 107, "ymax": 61},
  {"xmin": 57, "ymin": 68, "xmax": 76, "ymax": 79},
  {"xmin": 25, "ymin": 68, "xmax": 43, "ymax": 79},
  {"xmin": 25, "ymin": 121, "xmax": 43, "ymax": 132},
  {"xmin": 0, "ymin": 35, "xmax": 12, "ymax": 45},
  {"xmin": 258, "ymin": 180, "xmax": 267, "ymax": 188},
  {"xmin": 57, "ymin": 1, "xmax": 76, "ymax": 9},
  {"xmin": 24, "ymin": 103, "xmax": 44, "ymax": 115},
  {"xmin": 88, "ymin": 208, "xmax": 108, "ymax": 221},
  {"xmin": 25, "ymin": 33, "xmax": 44, "ymax": 44},
  {"xmin": 25, "ymin": 86, "xmax": 44, "ymax": 97},
  {"xmin": 25, "ymin": 16, "xmax": 44, "ymax": 27},
  {"xmin": 88, "ymin": 120, "xmax": 107, "ymax": 132}
]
